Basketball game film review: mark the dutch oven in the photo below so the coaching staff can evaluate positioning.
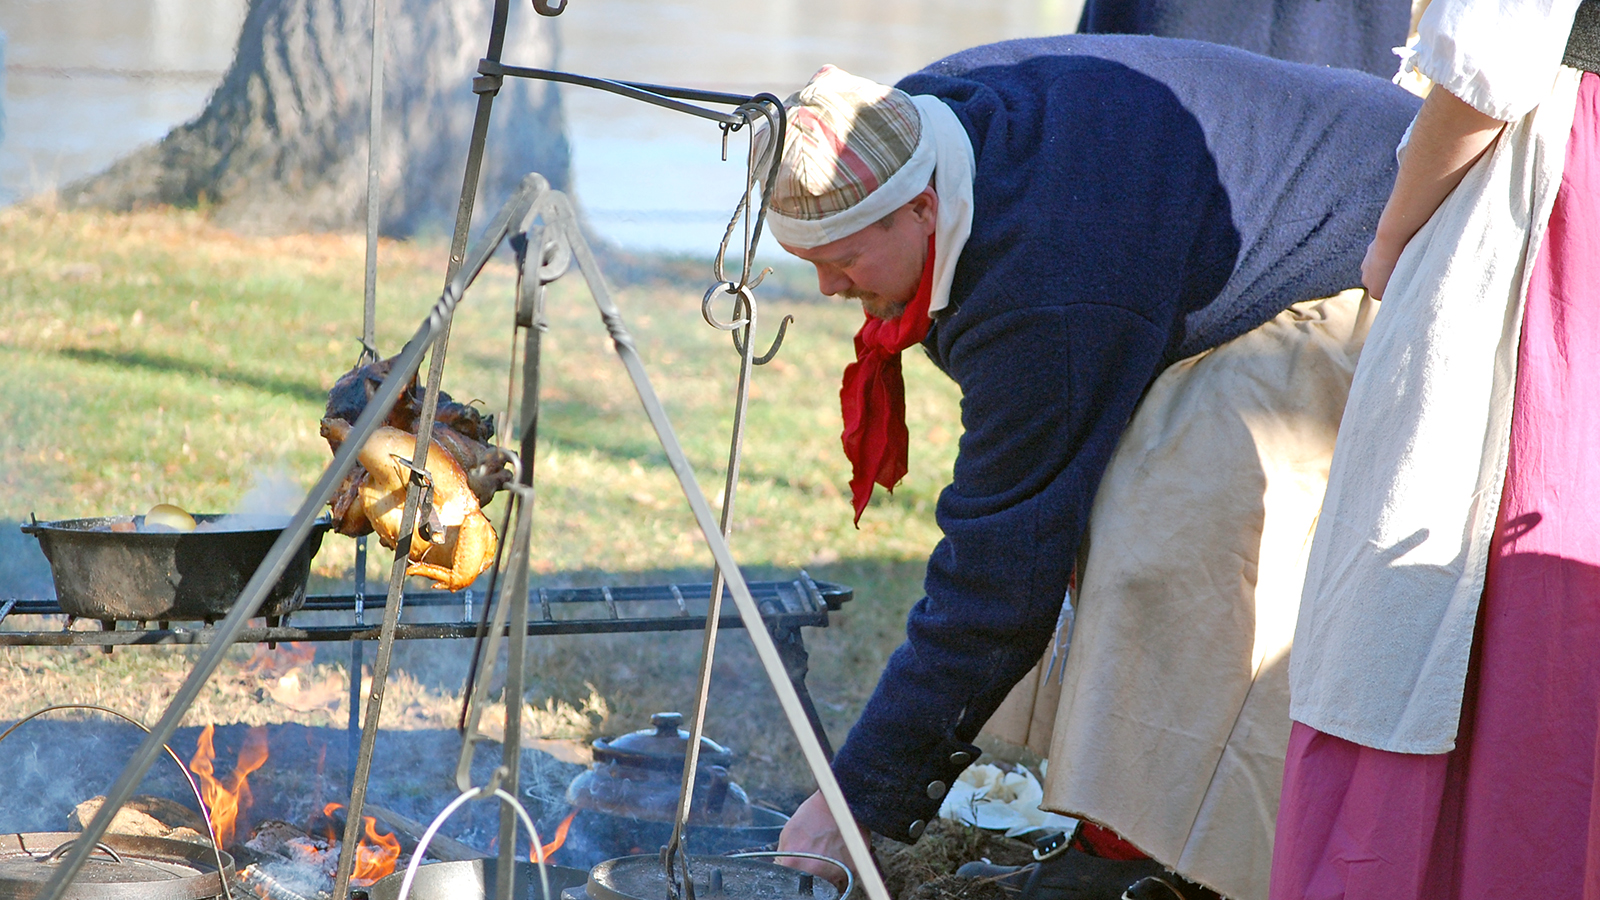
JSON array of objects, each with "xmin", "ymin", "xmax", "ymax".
[
  {"xmin": 0, "ymin": 833, "xmax": 234, "ymax": 900},
  {"xmin": 566, "ymin": 713, "xmax": 751, "ymax": 828},
  {"xmin": 22, "ymin": 514, "xmax": 330, "ymax": 622}
]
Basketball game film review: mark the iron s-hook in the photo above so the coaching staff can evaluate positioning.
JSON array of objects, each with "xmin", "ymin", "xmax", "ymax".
[
  {"xmin": 701, "ymin": 282, "xmax": 792, "ymax": 365},
  {"xmin": 531, "ymin": 0, "xmax": 567, "ymax": 16}
]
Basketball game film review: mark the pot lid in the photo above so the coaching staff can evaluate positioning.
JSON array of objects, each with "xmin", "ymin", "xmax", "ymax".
[
  {"xmin": 592, "ymin": 713, "xmax": 733, "ymax": 769},
  {"xmin": 586, "ymin": 854, "xmax": 840, "ymax": 900},
  {"xmin": 0, "ymin": 833, "xmax": 231, "ymax": 900}
]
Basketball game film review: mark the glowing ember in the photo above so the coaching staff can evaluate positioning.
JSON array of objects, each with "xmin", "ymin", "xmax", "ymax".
[
  {"xmin": 189, "ymin": 724, "xmax": 269, "ymax": 848},
  {"xmin": 323, "ymin": 804, "xmax": 402, "ymax": 885},
  {"xmin": 533, "ymin": 811, "xmax": 576, "ymax": 862}
]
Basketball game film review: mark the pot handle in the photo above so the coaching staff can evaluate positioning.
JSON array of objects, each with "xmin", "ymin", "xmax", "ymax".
[
  {"xmin": 703, "ymin": 765, "xmax": 731, "ymax": 815},
  {"xmin": 43, "ymin": 840, "xmax": 123, "ymax": 865},
  {"xmin": 0, "ymin": 705, "xmax": 234, "ymax": 900}
]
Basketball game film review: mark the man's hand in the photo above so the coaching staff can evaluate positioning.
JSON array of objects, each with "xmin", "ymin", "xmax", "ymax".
[{"xmin": 776, "ymin": 790, "xmax": 868, "ymax": 891}]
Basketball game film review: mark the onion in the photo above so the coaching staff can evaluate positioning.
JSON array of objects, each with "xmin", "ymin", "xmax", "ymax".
[{"xmin": 145, "ymin": 503, "xmax": 197, "ymax": 532}]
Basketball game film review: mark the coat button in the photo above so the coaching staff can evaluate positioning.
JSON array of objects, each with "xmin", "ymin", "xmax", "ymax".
[
  {"xmin": 949, "ymin": 751, "xmax": 973, "ymax": 766},
  {"xmin": 908, "ymin": 819, "xmax": 927, "ymax": 840},
  {"xmin": 926, "ymin": 781, "xmax": 948, "ymax": 800}
]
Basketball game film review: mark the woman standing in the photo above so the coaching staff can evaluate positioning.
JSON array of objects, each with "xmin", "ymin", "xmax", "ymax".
[{"xmin": 1273, "ymin": 0, "xmax": 1600, "ymax": 897}]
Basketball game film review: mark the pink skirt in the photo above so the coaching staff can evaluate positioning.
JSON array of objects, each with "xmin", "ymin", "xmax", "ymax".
[{"xmin": 1270, "ymin": 72, "xmax": 1600, "ymax": 900}]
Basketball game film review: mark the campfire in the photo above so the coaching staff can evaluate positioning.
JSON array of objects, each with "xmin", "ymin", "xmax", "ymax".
[{"xmin": 184, "ymin": 724, "xmax": 404, "ymax": 894}]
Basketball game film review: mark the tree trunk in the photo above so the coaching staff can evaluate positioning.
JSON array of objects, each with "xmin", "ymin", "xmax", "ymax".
[{"xmin": 61, "ymin": 0, "xmax": 569, "ymax": 237}]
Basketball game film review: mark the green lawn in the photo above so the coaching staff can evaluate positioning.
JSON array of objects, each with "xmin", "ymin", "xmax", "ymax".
[{"xmin": 0, "ymin": 204, "xmax": 966, "ymax": 804}]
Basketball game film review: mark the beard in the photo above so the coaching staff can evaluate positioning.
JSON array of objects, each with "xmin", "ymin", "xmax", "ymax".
[{"xmin": 842, "ymin": 288, "xmax": 908, "ymax": 321}]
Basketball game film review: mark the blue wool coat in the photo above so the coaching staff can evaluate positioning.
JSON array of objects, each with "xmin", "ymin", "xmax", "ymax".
[
  {"xmin": 1078, "ymin": 0, "xmax": 1413, "ymax": 78},
  {"xmin": 829, "ymin": 35, "xmax": 1421, "ymax": 843}
]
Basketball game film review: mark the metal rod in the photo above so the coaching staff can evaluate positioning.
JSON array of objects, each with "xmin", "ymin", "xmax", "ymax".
[
  {"xmin": 0, "ymin": 612, "xmax": 834, "ymax": 645},
  {"xmin": 39, "ymin": 176, "xmax": 545, "ymax": 900},
  {"xmin": 495, "ymin": 485, "xmax": 536, "ymax": 900},
  {"xmin": 482, "ymin": 62, "xmax": 746, "ymax": 126},
  {"xmin": 362, "ymin": 0, "xmax": 385, "ymax": 356},
  {"xmin": 443, "ymin": 0, "xmax": 512, "ymax": 285},
  {"xmin": 494, "ymin": 229, "xmax": 549, "ymax": 900},
  {"xmin": 611, "ymin": 78, "xmax": 762, "ymax": 107},
  {"xmin": 349, "ymin": 0, "xmax": 385, "ymax": 793},
  {"xmin": 332, "ymin": 0, "xmax": 513, "ymax": 887},
  {"xmin": 331, "ymin": 169, "xmax": 533, "ymax": 900},
  {"xmin": 542, "ymin": 192, "xmax": 892, "ymax": 900},
  {"xmin": 347, "ymin": 536, "xmax": 365, "ymax": 791},
  {"xmin": 665, "ymin": 287, "xmax": 758, "ymax": 887}
]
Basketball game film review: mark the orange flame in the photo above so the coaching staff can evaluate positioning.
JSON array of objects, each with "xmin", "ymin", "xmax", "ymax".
[
  {"xmin": 240, "ymin": 641, "xmax": 317, "ymax": 678},
  {"xmin": 322, "ymin": 804, "xmax": 402, "ymax": 885},
  {"xmin": 353, "ymin": 816, "xmax": 402, "ymax": 884},
  {"xmin": 532, "ymin": 811, "xmax": 576, "ymax": 862},
  {"xmin": 188, "ymin": 725, "xmax": 269, "ymax": 848}
]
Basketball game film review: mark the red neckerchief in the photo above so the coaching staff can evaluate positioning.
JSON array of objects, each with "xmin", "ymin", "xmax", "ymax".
[{"xmin": 840, "ymin": 235, "xmax": 936, "ymax": 525}]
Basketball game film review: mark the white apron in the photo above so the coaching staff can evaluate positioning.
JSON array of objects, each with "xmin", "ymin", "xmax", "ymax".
[{"xmin": 1290, "ymin": 69, "xmax": 1582, "ymax": 754}]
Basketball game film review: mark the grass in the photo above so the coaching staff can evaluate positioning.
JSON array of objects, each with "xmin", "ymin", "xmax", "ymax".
[{"xmin": 0, "ymin": 203, "xmax": 966, "ymax": 806}]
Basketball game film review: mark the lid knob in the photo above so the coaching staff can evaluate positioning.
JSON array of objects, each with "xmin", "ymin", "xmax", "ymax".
[{"xmin": 651, "ymin": 712, "xmax": 684, "ymax": 735}]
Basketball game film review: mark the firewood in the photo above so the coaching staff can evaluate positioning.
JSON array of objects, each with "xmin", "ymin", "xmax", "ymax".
[{"xmin": 364, "ymin": 804, "xmax": 485, "ymax": 861}]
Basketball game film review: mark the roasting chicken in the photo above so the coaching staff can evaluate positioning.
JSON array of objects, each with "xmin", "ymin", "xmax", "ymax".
[
  {"xmin": 319, "ymin": 353, "xmax": 513, "ymax": 591},
  {"xmin": 320, "ymin": 417, "xmax": 497, "ymax": 591}
]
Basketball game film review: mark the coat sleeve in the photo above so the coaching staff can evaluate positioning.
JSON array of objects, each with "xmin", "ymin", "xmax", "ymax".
[{"xmin": 830, "ymin": 301, "xmax": 1169, "ymax": 841}]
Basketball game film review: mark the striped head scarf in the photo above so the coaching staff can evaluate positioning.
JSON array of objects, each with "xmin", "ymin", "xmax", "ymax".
[{"xmin": 765, "ymin": 65, "xmax": 935, "ymax": 249}]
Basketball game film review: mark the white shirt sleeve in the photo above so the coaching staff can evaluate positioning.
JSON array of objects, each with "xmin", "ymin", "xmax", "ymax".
[{"xmin": 1407, "ymin": 0, "xmax": 1586, "ymax": 120}]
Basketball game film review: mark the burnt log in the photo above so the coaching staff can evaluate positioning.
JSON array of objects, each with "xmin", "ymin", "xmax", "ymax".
[{"xmin": 60, "ymin": 0, "xmax": 570, "ymax": 236}]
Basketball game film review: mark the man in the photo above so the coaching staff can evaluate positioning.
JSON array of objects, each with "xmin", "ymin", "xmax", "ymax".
[
  {"xmin": 765, "ymin": 35, "xmax": 1421, "ymax": 900},
  {"xmin": 1077, "ymin": 0, "xmax": 1413, "ymax": 77}
]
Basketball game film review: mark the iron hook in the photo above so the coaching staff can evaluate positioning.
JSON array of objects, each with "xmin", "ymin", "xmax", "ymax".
[
  {"xmin": 531, "ymin": 0, "xmax": 567, "ymax": 15},
  {"xmin": 701, "ymin": 282, "xmax": 751, "ymax": 331},
  {"xmin": 734, "ymin": 313, "xmax": 794, "ymax": 365}
]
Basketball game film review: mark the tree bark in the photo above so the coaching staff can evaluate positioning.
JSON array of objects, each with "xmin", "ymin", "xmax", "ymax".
[{"xmin": 61, "ymin": 0, "xmax": 569, "ymax": 237}]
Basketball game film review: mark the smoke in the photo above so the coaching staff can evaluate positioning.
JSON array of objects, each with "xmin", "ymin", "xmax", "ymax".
[
  {"xmin": 194, "ymin": 467, "xmax": 307, "ymax": 532},
  {"xmin": 236, "ymin": 467, "xmax": 305, "ymax": 517}
]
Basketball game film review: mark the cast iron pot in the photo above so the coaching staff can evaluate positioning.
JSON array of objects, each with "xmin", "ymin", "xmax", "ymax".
[
  {"xmin": 566, "ymin": 713, "xmax": 751, "ymax": 828},
  {"xmin": 0, "ymin": 833, "xmax": 235, "ymax": 900},
  {"xmin": 360, "ymin": 860, "xmax": 588, "ymax": 900},
  {"xmin": 561, "ymin": 806, "xmax": 788, "ymax": 869},
  {"xmin": 584, "ymin": 854, "xmax": 839, "ymax": 900},
  {"xmin": 22, "ymin": 514, "xmax": 330, "ymax": 622}
]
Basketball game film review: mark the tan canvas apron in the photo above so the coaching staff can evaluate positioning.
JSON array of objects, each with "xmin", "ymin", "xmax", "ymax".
[{"xmin": 982, "ymin": 290, "xmax": 1368, "ymax": 900}]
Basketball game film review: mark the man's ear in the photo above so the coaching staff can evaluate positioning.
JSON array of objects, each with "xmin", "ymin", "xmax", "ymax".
[{"xmin": 910, "ymin": 186, "xmax": 939, "ymax": 235}]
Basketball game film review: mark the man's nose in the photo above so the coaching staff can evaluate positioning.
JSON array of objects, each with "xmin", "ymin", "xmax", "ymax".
[{"xmin": 815, "ymin": 266, "xmax": 851, "ymax": 297}]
